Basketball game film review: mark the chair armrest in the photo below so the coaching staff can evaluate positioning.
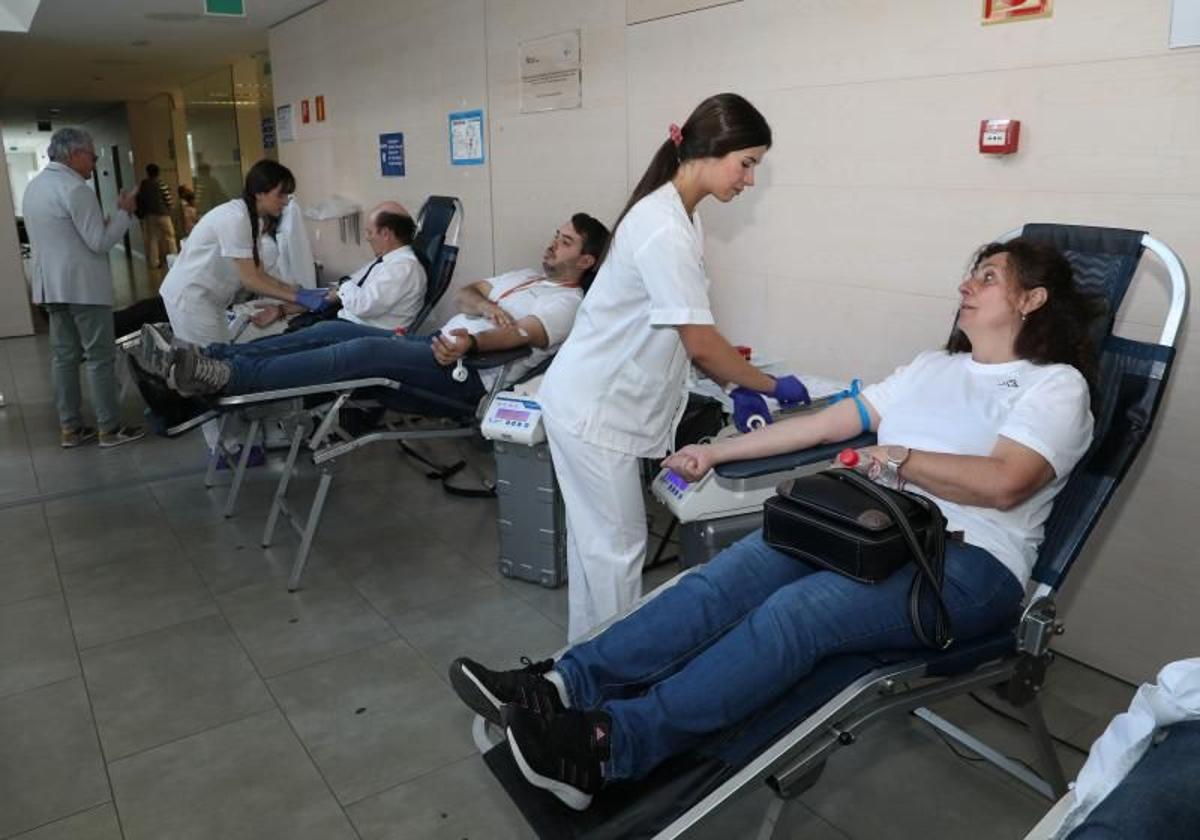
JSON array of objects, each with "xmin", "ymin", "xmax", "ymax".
[
  {"xmin": 464, "ymin": 346, "xmax": 532, "ymax": 370},
  {"xmin": 713, "ymin": 433, "xmax": 877, "ymax": 479},
  {"xmin": 215, "ymin": 377, "xmax": 403, "ymax": 407}
]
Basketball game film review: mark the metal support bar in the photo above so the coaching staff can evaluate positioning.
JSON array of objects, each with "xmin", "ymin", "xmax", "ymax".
[
  {"xmin": 263, "ymin": 421, "xmax": 306, "ymax": 547},
  {"xmin": 203, "ymin": 414, "xmax": 228, "ymax": 488},
  {"xmin": 222, "ymin": 418, "xmax": 261, "ymax": 518},
  {"xmin": 1021, "ymin": 696, "xmax": 1070, "ymax": 798},
  {"xmin": 288, "ymin": 468, "xmax": 334, "ymax": 591}
]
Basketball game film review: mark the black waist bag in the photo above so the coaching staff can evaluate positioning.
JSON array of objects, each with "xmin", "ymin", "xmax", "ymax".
[{"xmin": 762, "ymin": 469, "xmax": 954, "ymax": 649}]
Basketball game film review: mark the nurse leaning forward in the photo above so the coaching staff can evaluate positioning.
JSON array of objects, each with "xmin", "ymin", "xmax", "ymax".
[{"xmin": 538, "ymin": 93, "xmax": 808, "ymax": 641}]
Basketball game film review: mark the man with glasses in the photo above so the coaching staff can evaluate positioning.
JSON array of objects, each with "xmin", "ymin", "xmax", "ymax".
[{"xmin": 23, "ymin": 127, "xmax": 144, "ymax": 448}]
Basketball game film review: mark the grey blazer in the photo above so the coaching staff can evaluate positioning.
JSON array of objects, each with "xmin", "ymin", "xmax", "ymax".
[{"xmin": 23, "ymin": 162, "xmax": 132, "ymax": 306}]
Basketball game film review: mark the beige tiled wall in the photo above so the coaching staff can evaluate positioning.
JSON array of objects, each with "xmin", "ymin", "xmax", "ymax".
[{"xmin": 270, "ymin": 0, "xmax": 1198, "ymax": 682}]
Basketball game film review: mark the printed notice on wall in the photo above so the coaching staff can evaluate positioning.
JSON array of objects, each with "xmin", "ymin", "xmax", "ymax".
[
  {"xmin": 519, "ymin": 30, "xmax": 581, "ymax": 114},
  {"xmin": 276, "ymin": 104, "xmax": 294, "ymax": 143},
  {"xmin": 1171, "ymin": 0, "xmax": 1200, "ymax": 48},
  {"xmin": 449, "ymin": 110, "xmax": 485, "ymax": 166},
  {"xmin": 981, "ymin": 0, "xmax": 1052, "ymax": 25}
]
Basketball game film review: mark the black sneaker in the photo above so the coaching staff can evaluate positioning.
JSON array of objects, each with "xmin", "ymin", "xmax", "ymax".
[
  {"xmin": 449, "ymin": 656, "xmax": 563, "ymax": 728},
  {"xmin": 168, "ymin": 347, "xmax": 231, "ymax": 397},
  {"xmin": 503, "ymin": 704, "xmax": 610, "ymax": 811}
]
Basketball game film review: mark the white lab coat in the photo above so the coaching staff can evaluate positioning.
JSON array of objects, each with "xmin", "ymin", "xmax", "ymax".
[
  {"xmin": 538, "ymin": 182, "xmax": 716, "ymax": 640},
  {"xmin": 160, "ymin": 198, "xmax": 255, "ymax": 346},
  {"xmin": 23, "ymin": 162, "xmax": 132, "ymax": 306}
]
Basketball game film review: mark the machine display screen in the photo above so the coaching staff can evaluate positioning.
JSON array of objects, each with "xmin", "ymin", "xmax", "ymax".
[
  {"xmin": 496, "ymin": 407, "xmax": 530, "ymax": 422},
  {"xmin": 664, "ymin": 470, "xmax": 689, "ymax": 491}
]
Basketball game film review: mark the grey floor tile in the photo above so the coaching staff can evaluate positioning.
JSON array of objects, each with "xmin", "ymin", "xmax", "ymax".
[
  {"xmin": 81, "ymin": 614, "xmax": 275, "ymax": 760},
  {"xmin": 217, "ymin": 570, "xmax": 396, "ymax": 677},
  {"xmin": 688, "ymin": 785, "xmax": 849, "ymax": 840},
  {"xmin": 0, "ymin": 546, "xmax": 60, "ymax": 607},
  {"xmin": 0, "ymin": 678, "xmax": 109, "ymax": 838},
  {"xmin": 61, "ymin": 552, "xmax": 218, "ymax": 649},
  {"xmin": 176, "ymin": 517, "xmax": 336, "ymax": 595},
  {"xmin": 54, "ymin": 524, "xmax": 183, "ymax": 574},
  {"xmin": 149, "ymin": 472, "xmax": 280, "ymax": 532},
  {"xmin": 0, "ymin": 503, "xmax": 52, "ymax": 557},
  {"xmin": 7, "ymin": 802, "xmax": 122, "ymax": 840},
  {"xmin": 798, "ymin": 716, "xmax": 1050, "ymax": 840},
  {"xmin": 0, "ymin": 593, "xmax": 78, "ymax": 699},
  {"xmin": 347, "ymin": 755, "xmax": 535, "ymax": 840},
  {"xmin": 268, "ymin": 640, "xmax": 477, "ymax": 805},
  {"xmin": 109, "ymin": 709, "xmax": 356, "ymax": 840},
  {"xmin": 391, "ymin": 583, "xmax": 565, "ymax": 673},
  {"xmin": 499, "ymin": 574, "xmax": 569, "ymax": 630}
]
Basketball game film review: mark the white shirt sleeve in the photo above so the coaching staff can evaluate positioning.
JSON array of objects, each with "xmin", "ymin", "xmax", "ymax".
[
  {"xmin": 526, "ymin": 291, "xmax": 582, "ymax": 349},
  {"xmin": 338, "ymin": 256, "xmax": 425, "ymax": 322},
  {"xmin": 861, "ymin": 352, "xmax": 928, "ymax": 419},
  {"xmin": 635, "ymin": 227, "xmax": 714, "ymax": 327},
  {"xmin": 214, "ymin": 205, "xmax": 254, "ymax": 260},
  {"xmin": 66, "ymin": 182, "xmax": 130, "ymax": 254},
  {"xmin": 998, "ymin": 365, "xmax": 1093, "ymax": 478}
]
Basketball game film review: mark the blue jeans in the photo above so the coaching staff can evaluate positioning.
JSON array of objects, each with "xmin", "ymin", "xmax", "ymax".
[
  {"xmin": 207, "ymin": 320, "xmax": 485, "ymax": 416},
  {"xmin": 45, "ymin": 303, "xmax": 119, "ymax": 432},
  {"xmin": 1067, "ymin": 719, "xmax": 1200, "ymax": 839},
  {"xmin": 555, "ymin": 530, "xmax": 1023, "ymax": 781}
]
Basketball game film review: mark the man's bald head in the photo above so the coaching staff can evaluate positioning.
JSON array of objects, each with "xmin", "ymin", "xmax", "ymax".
[{"xmin": 365, "ymin": 201, "xmax": 416, "ymax": 256}]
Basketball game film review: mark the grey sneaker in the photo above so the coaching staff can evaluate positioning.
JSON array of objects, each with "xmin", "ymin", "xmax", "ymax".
[
  {"xmin": 138, "ymin": 323, "xmax": 175, "ymax": 379},
  {"xmin": 168, "ymin": 347, "xmax": 231, "ymax": 397},
  {"xmin": 99, "ymin": 425, "xmax": 146, "ymax": 448},
  {"xmin": 61, "ymin": 426, "xmax": 98, "ymax": 448}
]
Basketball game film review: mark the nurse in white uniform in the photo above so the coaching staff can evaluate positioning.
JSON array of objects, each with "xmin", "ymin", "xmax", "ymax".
[
  {"xmin": 538, "ymin": 93, "xmax": 808, "ymax": 641},
  {"xmin": 159, "ymin": 160, "xmax": 328, "ymax": 348}
]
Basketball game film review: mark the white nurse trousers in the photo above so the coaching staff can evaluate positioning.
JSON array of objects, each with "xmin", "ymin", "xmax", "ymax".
[{"xmin": 544, "ymin": 414, "xmax": 649, "ymax": 642}]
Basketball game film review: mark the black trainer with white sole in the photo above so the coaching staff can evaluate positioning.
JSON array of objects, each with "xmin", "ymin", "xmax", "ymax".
[
  {"xmin": 168, "ymin": 347, "xmax": 231, "ymax": 397},
  {"xmin": 449, "ymin": 656, "xmax": 563, "ymax": 728},
  {"xmin": 503, "ymin": 704, "xmax": 610, "ymax": 812}
]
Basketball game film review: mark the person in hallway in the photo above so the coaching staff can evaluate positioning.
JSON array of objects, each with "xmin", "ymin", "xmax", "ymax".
[
  {"xmin": 177, "ymin": 185, "xmax": 198, "ymax": 236},
  {"xmin": 449, "ymin": 237, "xmax": 1102, "ymax": 811},
  {"xmin": 192, "ymin": 161, "xmax": 229, "ymax": 215},
  {"xmin": 157, "ymin": 159, "xmax": 332, "ymax": 455},
  {"xmin": 252, "ymin": 201, "xmax": 426, "ymax": 334},
  {"xmin": 23, "ymin": 127, "xmax": 145, "ymax": 448},
  {"xmin": 535, "ymin": 93, "xmax": 808, "ymax": 642},
  {"xmin": 135, "ymin": 162, "xmax": 177, "ymax": 278},
  {"xmin": 137, "ymin": 214, "xmax": 609, "ymax": 419}
]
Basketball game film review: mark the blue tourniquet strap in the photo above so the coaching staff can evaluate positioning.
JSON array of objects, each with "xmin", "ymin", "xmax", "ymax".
[{"xmin": 827, "ymin": 378, "xmax": 870, "ymax": 434}]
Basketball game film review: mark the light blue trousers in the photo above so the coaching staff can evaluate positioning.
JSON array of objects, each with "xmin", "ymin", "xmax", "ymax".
[{"xmin": 45, "ymin": 303, "xmax": 119, "ymax": 433}]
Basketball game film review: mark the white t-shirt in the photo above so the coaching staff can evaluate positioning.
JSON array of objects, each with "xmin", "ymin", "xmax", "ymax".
[
  {"xmin": 160, "ymin": 198, "xmax": 253, "ymax": 313},
  {"xmin": 441, "ymin": 268, "xmax": 583, "ymax": 390},
  {"xmin": 862, "ymin": 350, "xmax": 1094, "ymax": 586},
  {"xmin": 539, "ymin": 182, "xmax": 714, "ymax": 457},
  {"xmin": 337, "ymin": 245, "xmax": 426, "ymax": 332}
]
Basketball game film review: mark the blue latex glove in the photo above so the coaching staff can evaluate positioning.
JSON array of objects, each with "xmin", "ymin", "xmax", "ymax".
[
  {"xmin": 730, "ymin": 387, "xmax": 772, "ymax": 433},
  {"xmin": 771, "ymin": 374, "xmax": 810, "ymax": 407},
  {"xmin": 295, "ymin": 287, "xmax": 334, "ymax": 312}
]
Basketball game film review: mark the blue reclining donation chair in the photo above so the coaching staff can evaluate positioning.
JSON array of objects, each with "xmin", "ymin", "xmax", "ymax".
[{"xmin": 473, "ymin": 224, "xmax": 1188, "ymax": 839}]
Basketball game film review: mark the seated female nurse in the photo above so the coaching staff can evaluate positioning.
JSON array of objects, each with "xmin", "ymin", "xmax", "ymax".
[{"xmin": 446, "ymin": 237, "xmax": 1104, "ymax": 811}]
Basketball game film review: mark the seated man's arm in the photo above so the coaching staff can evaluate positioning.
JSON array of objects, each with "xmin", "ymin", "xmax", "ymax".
[
  {"xmin": 431, "ymin": 314, "xmax": 546, "ymax": 366},
  {"xmin": 454, "ymin": 280, "xmax": 515, "ymax": 328}
]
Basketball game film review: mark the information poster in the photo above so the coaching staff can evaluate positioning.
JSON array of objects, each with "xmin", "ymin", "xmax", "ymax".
[
  {"xmin": 1171, "ymin": 0, "xmax": 1200, "ymax": 48},
  {"xmin": 519, "ymin": 30, "xmax": 581, "ymax": 114},
  {"xmin": 261, "ymin": 116, "xmax": 276, "ymax": 150},
  {"xmin": 379, "ymin": 132, "xmax": 405, "ymax": 177},
  {"xmin": 449, "ymin": 109, "xmax": 485, "ymax": 166},
  {"xmin": 276, "ymin": 104, "xmax": 294, "ymax": 143}
]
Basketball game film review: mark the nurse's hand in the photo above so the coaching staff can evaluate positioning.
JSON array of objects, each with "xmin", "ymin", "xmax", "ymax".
[
  {"xmin": 250, "ymin": 304, "xmax": 285, "ymax": 327},
  {"xmin": 295, "ymin": 288, "xmax": 335, "ymax": 311},
  {"xmin": 432, "ymin": 328, "xmax": 472, "ymax": 366},
  {"xmin": 661, "ymin": 445, "xmax": 716, "ymax": 482},
  {"xmin": 486, "ymin": 303, "xmax": 516, "ymax": 329}
]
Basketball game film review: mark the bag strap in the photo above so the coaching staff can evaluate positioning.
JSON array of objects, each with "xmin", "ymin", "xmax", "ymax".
[{"xmin": 834, "ymin": 471, "xmax": 955, "ymax": 649}]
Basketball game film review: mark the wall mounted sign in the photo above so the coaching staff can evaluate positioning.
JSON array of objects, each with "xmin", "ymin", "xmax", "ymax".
[
  {"xmin": 982, "ymin": 0, "xmax": 1052, "ymax": 24},
  {"xmin": 1171, "ymin": 0, "xmax": 1200, "ymax": 48},
  {"xmin": 204, "ymin": 0, "xmax": 245, "ymax": 16},
  {"xmin": 261, "ymin": 116, "xmax": 276, "ymax": 149},
  {"xmin": 519, "ymin": 30, "xmax": 581, "ymax": 114},
  {"xmin": 301, "ymin": 99, "xmax": 311, "ymax": 124},
  {"xmin": 449, "ymin": 109, "xmax": 485, "ymax": 166},
  {"xmin": 276, "ymin": 105, "xmax": 294, "ymax": 143},
  {"xmin": 315, "ymin": 95, "xmax": 326, "ymax": 122},
  {"xmin": 379, "ymin": 132, "xmax": 405, "ymax": 177}
]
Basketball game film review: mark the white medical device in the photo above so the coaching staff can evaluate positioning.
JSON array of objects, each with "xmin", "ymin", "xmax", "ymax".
[
  {"xmin": 480, "ymin": 391, "xmax": 546, "ymax": 446},
  {"xmin": 652, "ymin": 460, "xmax": 826, "ymax": 524}
]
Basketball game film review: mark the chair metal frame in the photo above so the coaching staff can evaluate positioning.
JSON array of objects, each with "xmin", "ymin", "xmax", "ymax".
[{"xmin": 473, "ymin": 226, "xmax": 1189, "ymax": 840}]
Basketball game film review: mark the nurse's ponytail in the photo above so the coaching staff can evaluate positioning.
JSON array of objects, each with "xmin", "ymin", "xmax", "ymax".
[
  {"xmin": 241, "ymin": 160, "xmax": 296, "ymax": 267},
  {"xmin": 597, "ymin": 93, "xmax": 772, "ymax": 272}
]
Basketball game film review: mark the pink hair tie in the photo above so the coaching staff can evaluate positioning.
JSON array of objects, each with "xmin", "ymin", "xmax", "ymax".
[{"xmin": 668, "ymin": 123, "xmax": 683, "ymax": 147}]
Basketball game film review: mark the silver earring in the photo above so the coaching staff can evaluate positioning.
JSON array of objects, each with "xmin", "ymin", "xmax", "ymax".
[{"xmin": 1020, "ymin": 313, "xmax": 1027, "ymax": 322}]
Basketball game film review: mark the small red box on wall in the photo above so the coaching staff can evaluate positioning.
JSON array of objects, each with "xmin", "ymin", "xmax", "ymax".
[
  {"xmin": 301, "ymin": 99, "xmax": 310, "ymax": 124},
  {"xmin": 979, "ymin": 119, "xmax": 1020, "ymax": 154}
]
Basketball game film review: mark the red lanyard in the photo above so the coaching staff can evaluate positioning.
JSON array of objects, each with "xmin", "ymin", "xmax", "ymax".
[{"xmin": 493, "ymin": 276, "xmax": 579, "ymax": 302}]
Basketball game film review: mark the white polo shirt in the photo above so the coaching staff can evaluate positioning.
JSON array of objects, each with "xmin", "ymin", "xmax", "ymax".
[
  {"xmin": 160, "ymin": 198, "xmax": 253, "ymax": 313},
  {"xmin": 337, "ymin": 245, "xmax": 426, "ymax": 332},
  {"xmin": 539, "ymin": 181, "xmax": 714, "ymax": 457},
  {"xmin": 441, "ymin": 268, "xmax": 583, "ymax": 390}
]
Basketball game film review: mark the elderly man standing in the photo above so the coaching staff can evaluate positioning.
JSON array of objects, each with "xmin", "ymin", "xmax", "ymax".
[{"xmin": 23, "ymin": 127, "xmax": 145, "ymax": 448}]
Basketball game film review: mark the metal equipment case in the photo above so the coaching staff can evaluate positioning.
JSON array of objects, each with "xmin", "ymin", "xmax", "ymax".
[{"xmin": 494, "ymin": 440, "xmax": 567, "ymax": 588}]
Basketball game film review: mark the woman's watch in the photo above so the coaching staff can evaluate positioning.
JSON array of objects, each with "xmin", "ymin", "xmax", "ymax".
[{"xmin": 886, "ymin": 446, "xmax": 911, "ymax": 484}]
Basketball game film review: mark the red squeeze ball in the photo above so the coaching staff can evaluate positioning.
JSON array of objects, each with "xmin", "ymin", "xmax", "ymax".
[{"xmin": 838, "ymin": 448, "xmax": 860, "ymax": 467}]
